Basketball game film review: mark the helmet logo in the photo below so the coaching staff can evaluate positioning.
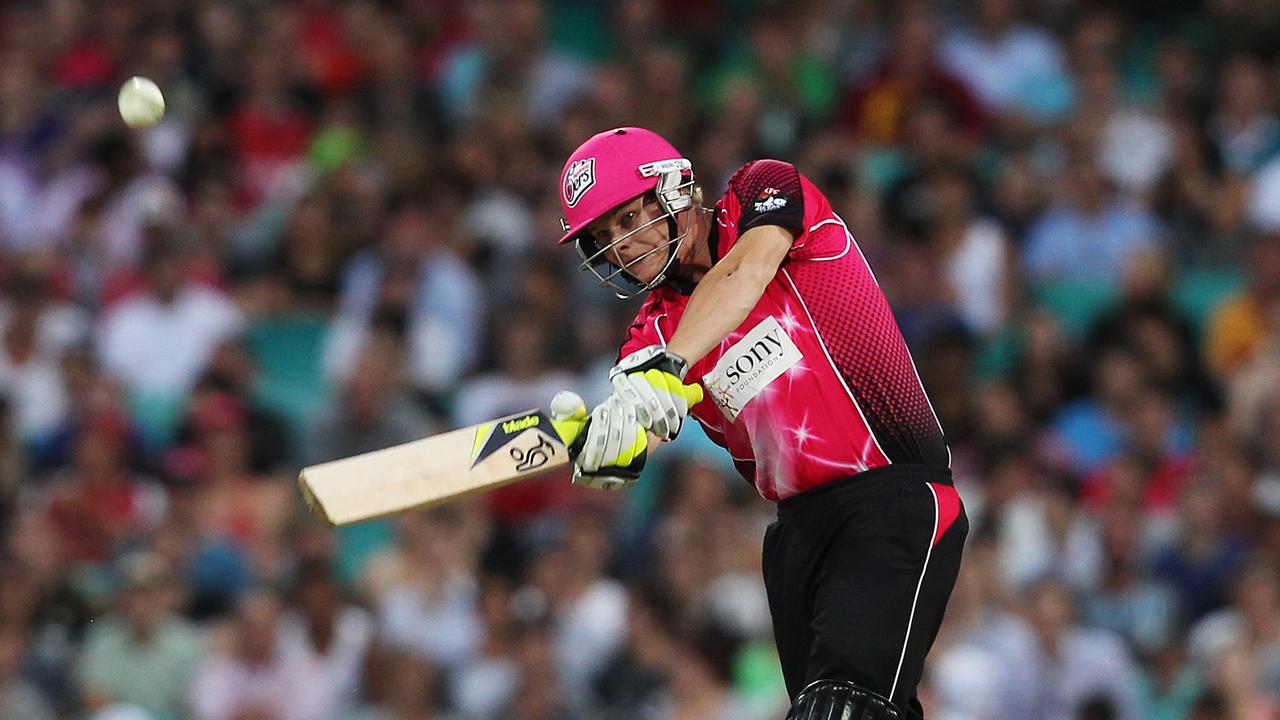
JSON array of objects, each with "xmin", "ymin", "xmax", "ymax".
[{"xmin": 564, "ymin": 158, "xmax": 596, "ymax": 208}]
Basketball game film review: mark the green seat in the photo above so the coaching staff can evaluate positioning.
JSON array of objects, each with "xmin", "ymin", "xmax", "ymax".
[
  {"xmin": 336, "ymin": 519, "xmax": 396, "ymax": 588},
  {"xmin": 1030, "ymin": 280, "xmax": 1119, "ymax": 337},
  {"xmin": 126, "ymin": 390, "xmax": 186, "ymax": 450},
  {"xmin": 243, "ymin": 313, "xmax": 335, "ymax": 437},
  {"xmin": 1172, "ymin": 267, "xmax": 1245, "ymax": 335}
]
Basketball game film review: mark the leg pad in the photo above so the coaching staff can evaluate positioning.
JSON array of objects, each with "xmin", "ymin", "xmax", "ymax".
[{"xmin": 786, "ymin": 679, "xmax": 903, "ymax": 720}]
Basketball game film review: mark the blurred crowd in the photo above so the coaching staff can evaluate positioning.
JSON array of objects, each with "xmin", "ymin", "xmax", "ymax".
[{"xmin": 1, "ymin": 0, "xmax": 1279, "ymax": 719}]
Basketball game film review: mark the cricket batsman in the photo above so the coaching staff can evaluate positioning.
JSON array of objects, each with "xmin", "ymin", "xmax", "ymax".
[{"xmin": 548, "ymin": 128, "xmax": 968, "ymax": 720}]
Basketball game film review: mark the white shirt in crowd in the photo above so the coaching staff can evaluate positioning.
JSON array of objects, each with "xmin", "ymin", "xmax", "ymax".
[
  {"xmin": 96, "ymin": 285, "xmax": 243, "ymax": 397},
  {"xmin": 942, "ymin": 218, "xmax": 1009, "ymax": 335},
  {"xmin": 190, "ymin": 607, "xmax": 374, "ymax": 720},
  {"xmin": 555, "ymin": 579, "xmax": 629, "ymax": 699},
  {"xmin": 377, "ymin": 575, "xmax": 483, "ymax": 671},
  {"xmin": 0, "ymin": 302, "xmax": 86, "ymax": 439},
  {"xmin": 939, "ymin": 23, "xmax": 1066, "ymax": 112}
]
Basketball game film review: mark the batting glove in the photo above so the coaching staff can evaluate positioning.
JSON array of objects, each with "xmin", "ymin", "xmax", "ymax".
[
  {"xmin": 609, "ymin": 345, "xmax": 704, "ymax": 440},
  {"xmin": 550, "ymin": 391, "xmax": 647, "ymax": 491}
]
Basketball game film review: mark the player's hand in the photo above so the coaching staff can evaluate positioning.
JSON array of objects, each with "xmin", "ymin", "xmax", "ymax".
[
  {"xmin": 609, "ymin": 345, "xmax": 704, "ymax": 440},
  {"xmin": 550, "ymin": 391, "xmax": 647, "ymax": 491}
]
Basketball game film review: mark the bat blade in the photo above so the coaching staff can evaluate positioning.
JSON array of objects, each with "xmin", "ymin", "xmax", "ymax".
[{"xmin": 299, "ymin": 409, "xmax": 571, "ymax": 526}]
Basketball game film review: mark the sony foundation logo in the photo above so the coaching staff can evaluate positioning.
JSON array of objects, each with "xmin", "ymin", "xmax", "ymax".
[{"xmin": 701, "ymin": 316, "xmax": 802, "ymax": 422}]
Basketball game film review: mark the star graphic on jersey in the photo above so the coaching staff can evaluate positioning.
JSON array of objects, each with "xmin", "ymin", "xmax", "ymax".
[
  {"xmin": 790, "ymin": 415, "xmax": 814, "ymax": 449},
  {"xmin": 775, "ymin": 308, "xmax": 806, "ymax": 336},
  {"xmin": 783, "ymin": 358, "xmax": 812, "ymax": 387}
]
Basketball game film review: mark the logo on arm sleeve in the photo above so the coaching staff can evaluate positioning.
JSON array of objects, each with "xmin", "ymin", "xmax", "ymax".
[
  {"xmin": 564, "ymin": 158, "xmax": 596, "ymax": 207},
  {"xmin": 701, "ymin": 316, "xmax": 802, "ymax": 422},
  {"xmin": 754, "ymin": 187, "xmax": 787, "ymax": 213}
]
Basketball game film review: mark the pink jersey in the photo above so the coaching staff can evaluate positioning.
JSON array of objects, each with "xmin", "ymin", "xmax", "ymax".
[{"xmin": 619, "ymin": 160, "xmax": 949, "ymax": 501}]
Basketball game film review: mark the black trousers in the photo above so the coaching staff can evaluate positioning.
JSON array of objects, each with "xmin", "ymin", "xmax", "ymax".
[{"xmin": 763, "ymin": 464, "xmax": 968, "ymax": 718}]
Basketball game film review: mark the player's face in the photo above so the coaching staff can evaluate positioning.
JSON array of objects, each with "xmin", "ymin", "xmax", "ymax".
[{"xmin": 588, "ymin": 194, "xmax": 670, "ymax": 283}]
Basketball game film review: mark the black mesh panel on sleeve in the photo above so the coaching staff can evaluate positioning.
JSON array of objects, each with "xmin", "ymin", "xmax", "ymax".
[{"xmin": 730, "ymin": 160, "xmax": 805, "ymax": 235}]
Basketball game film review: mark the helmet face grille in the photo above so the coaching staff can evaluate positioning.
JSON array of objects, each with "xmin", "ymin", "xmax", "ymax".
[{"xmin": 573, "ymin": 173, "xmax": 698, "ymax": 299}]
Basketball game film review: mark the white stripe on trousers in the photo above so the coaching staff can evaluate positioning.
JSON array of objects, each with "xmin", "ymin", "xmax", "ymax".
[{"xmin": 889, "ymin": 482, "xmax": 939, "ymax": 700}]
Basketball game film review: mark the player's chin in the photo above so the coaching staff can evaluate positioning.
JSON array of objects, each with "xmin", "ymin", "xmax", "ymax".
[
  {"xmin": 627, "ymin": 264, "xmax": 660, "ymax": 286},
  {"xmin": 626, "ymin": 252, "xmax": 668, "ymax": 284}
]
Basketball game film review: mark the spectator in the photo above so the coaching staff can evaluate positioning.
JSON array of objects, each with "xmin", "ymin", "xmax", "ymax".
[
  {"xmin": 352, "ymin": 645, "xmax": 449, "ymax": 720},
  {"xmin": 41, "ymin": 410, "xmax": 165, "ymax": 564},
  {"xmin": 95, "ymin": 235, "xmax": 244, "ymax": 399},
  {"xmin": 838, "ymin": 1, "xmax": 986, "ymax": 147},
  {"xmin": 30, "ymin": 133, "xmax": 183, "ymax": 270},
  {"xmin": 594, "ymin": 586, "xmax": 680, "ymax": 720},
  {"xmin": 1082, "ymin": 506, "xmax": 1181, "ymax": 656},
  {"xmin": 1023, "ymin": 155, "xmax": 1163, "ymax": 285},
  {"xmin": 452, "ymin": 308, "xmax": 577, "ymax": 426},
  {"xmin": 500, "ymin": 618, "xmax": 580, "ymax": 720},
  {"xmin": 1205, "ymin": 234, "xmax": 1280, "ymax": 376},
  {"xmin": 530, "ymin": 508, "xmax": 629, "ymax": 700},
  {"xmin": 189, "ymin": 590, "xmax": 289, "ymax": 720},
  {"xmin": 924, "ymin": 164, "xmax": 1012, "ymax": 335},
  {"xmin": 993, "ymin": 581, "xmax": 1143, "ymax": 720},
  {"xmin": 997, "ymin": 472, "xmax": 1103, "ymax": 593},
  {"xmin": 1186, "ymin": 560, "xmax": 1280, "ymax": 697},
  {"xmin": 1207, "ymin": 54, "xmax": 1279, "ymax": 176},
  {"xmin": 78, "ymin": 552, "xmax": 204, "ymax": 720},
  {"xmin": 275, "ymin": 561, "xmax": 375, "ymax": 720},
  {"xmin": 0, "ymin": 258, "xmax": 88, "ymax": 442},
  {"xmin": 326, "ymin": 196, "xmax": 483, "ymax": 400},
  {"xmin": 1152, "ymin": 477, "xmax": 1250, "ymax": 622},
  {"xmin": 176, "ymin": 390, "xmax": 294, "ymax": 583},
  {"xmin": 449, "ymin": 575, "xmax": 522, "ymax": 717},
  {"xmin": 660, "ymin": 627, "xmax": 765, "ymax": 720},
  {"xmin": 367, "ymin": 506, "xmax": 485, "ymax": 673},
  {"xmin": 937, "ymin": 0, "xmax": 1069, "ymax": 117},
  {"xmin": 306, "ymin": 323, "xmax": 436, "ymax": 465}
]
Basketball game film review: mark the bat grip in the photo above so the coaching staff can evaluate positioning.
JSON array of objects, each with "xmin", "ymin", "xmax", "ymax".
[{"xmin": 564, "ymin": 416, "xmax": 648, "ymax": 477}]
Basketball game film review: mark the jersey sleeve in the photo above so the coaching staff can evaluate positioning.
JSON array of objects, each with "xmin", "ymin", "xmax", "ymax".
[
  {"xmin": 722, "ymin": 160, "xmax": 849, "ymax": 261},
  {"xmin": 616, "ymin": 293, "xmax": 670, "ymax": 362},
  {"xmin": 728, "ymin": 159, "xmax": 806, "ymax": 235}
]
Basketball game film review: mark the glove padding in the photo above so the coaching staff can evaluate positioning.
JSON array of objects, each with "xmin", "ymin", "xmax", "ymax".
[
  {"xmin": 550, "ymin": 391, "xmax": 647, "ymax": 491},
  {"xmin": 609, "ymin": 345, "xmax": 703, "ymax": 440}
]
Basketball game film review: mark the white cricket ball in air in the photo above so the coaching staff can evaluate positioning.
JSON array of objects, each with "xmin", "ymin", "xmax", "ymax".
[
  {"xmin": 117, "ymin": 76, "xmax": 165, "ymax": 129},
  {"xmin": 550, "ymin": 391, "xmax": 587, "ymax": 420}
]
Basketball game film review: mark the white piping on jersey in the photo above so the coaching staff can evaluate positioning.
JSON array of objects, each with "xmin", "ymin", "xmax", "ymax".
[
  {"xmin": 653, "ymin": 313, "xmax": 669, "ymax": 346},
  {"xmin": 797, "ymin": 217, "xmax": 853, "ymax": 262},
  {"xmin": 780, "ymin": 268, "xmax": 890, "ymax": 464},
  {"xmin": 834, "ymin": 215, "xmax": 951, "ymax": 468},
  {"xmin": 697, "ymin": 417, "xmax": 725, "ymax": 435},
  {"xmin": 891, "ymin": 482, "xmax": 939, "ymax": 701}
]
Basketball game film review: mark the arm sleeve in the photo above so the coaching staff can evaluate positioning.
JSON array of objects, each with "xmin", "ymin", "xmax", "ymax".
[
  {"xmin": 729, "ymin": 159, "xmax": 805, "ymax": 235},
  {"xmin": 721, "ymin": 160, "xmax": 850, "ymax": 261}
]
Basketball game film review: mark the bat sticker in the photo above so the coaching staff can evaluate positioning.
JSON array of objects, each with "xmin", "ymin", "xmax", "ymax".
[{"xmin": 510, "ymin": 434, "xmax": 557, "ymax": 472}]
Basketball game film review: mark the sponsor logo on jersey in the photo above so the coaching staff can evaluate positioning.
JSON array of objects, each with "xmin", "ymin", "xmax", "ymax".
[
  {"xmin": 701, "ymin": 316, "xmax": 802, "ymax": 422},
  {"xmin": 564, "ymin": 158, "xmax": 596, "ymax": 207}
]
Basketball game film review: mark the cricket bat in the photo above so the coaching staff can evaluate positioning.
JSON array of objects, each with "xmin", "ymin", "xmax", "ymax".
[{"xmin": 299, "ymin": 409, "xmax": 580, "ymax": 526}]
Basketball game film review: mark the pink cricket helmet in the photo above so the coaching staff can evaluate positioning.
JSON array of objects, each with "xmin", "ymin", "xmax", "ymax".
[{"xmin": 557, "ymin": 127, "xmax": 690, "ymax": 245}]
